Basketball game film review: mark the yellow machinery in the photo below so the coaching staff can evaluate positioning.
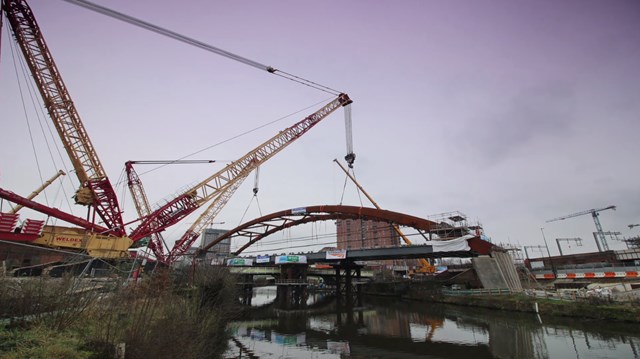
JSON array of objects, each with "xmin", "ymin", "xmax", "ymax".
[{"xmin": 333, "ymin": 159, "xmax": 436, "ymax": 274}]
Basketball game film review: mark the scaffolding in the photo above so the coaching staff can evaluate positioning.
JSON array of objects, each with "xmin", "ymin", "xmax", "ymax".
[{"xmin": 425, "ymin": 211, "xmax": 482, "ymax": 240}]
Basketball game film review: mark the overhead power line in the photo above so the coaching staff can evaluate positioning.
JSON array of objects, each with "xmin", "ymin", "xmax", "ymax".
[{"xmin": 61, "ymin": 0, "xmax": 342, "ymax": 95}]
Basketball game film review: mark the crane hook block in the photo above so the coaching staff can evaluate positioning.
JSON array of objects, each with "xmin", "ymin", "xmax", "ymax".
[{"xmin": 345, "ymin": 153, "xmax": 356, "ymax": 168}]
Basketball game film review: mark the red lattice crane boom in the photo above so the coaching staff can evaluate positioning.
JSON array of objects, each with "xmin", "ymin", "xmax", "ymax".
[
  {"xmin": 128, "ymin": 94, "xmax": 353, "ymax": 262},
  {"xmin": 3, "ymin": 0, "xmax": 125, "ymax": 236},
  {"xmin": 126, "ymin": 160, "xmax": 215, "ymax": 263}
]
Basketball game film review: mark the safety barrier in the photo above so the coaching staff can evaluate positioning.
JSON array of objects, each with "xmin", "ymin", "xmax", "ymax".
[
  {"xmin": 442, "ymin": 288, "xmax": 513, "ymax": 296},
  {"xmin": 533, "ymin": 267, "xmax": 640, "ymax": 280}
]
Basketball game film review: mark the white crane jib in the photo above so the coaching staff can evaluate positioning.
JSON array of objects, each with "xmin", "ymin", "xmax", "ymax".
[{"xmin": 546, "ymin": 205, "xmax": 616, "ymax": 251}]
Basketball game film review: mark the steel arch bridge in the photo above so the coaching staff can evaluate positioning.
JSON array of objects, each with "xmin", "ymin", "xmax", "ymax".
[{"xmin": 201, "ymin": 205, "xmax": 486, "ymax": 255}]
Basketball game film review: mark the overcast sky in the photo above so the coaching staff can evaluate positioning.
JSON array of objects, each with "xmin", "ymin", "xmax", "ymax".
[{"xmin": 1, "ymin": 0, "xmax": 639, "ymax": 257}]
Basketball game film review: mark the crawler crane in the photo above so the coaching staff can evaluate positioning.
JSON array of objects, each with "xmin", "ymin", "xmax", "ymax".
[
  {"xmin": 129, "ymin": 94, "xmax": 353, "ymax": 263},
  {"xmin": 1, "ymin": 0, "xmax": 355, "ymax": 265},
  {"xmin": 1, "ymin": 0, "xmax": 131, "ymax": 258}
]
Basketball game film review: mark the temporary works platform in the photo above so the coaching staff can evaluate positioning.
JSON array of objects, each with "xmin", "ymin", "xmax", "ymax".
[{"xmin": 425, "ymin": 211, "xmax": 483, "ymax": 240}]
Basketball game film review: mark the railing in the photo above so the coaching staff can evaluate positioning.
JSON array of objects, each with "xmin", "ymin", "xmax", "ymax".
[
  {"xmin": 442, "ymin": 288, "xmax": 514, "ymax": 296},
  {"xmin": 274, "ymin": 279, "xmax": 308, "ymax": 285}
]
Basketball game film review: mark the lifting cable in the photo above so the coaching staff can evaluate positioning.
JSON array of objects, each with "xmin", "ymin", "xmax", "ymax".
[
  {"xmin": 61, "ymin": 0, "xmax": 342, "ymax": 96},
  {"xmin": 62, "ymin": 0, "xmax": 357, "ymax": 175},
  {"xmin": 238, "ymin": 167, "xmax": 263, "ymax": 226},
  {"xmin": 338, "ymin": 164, "xmax": 363, "ymax": 207},
  {"xmin": 8, "ymin": 35, "xmax": 49, "ymax": 207},
  {"xmin": 6, "ymin": 22, "xmax": 76, "ymax": 214},
  {"xmin": 134, "ymin": 96, "xmax": 333, "ymax": 178},
  {"xmin": 252, "ymin": 166, "xmax": 263, "ymax": 217}
]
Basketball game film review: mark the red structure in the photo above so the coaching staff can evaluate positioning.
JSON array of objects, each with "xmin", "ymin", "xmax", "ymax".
[{"xmin": 202, "ymin": 205, "xmax": 496, "ymax": 256}]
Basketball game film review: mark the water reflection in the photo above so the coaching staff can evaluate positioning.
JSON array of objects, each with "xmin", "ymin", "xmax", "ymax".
[
  {"xmin": 227, "ymin": 289, "xmax": 640, "ymax": 359},
  {"xmin": 240, "ymin": 286, "xmax": 330, "ymax": 307}
]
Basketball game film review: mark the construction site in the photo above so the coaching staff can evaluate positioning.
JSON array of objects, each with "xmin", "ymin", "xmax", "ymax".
[
  {"xmin": 0, "ymin": 0, "xmax": 493, "ymax": 281},
  {"xmin": 2, "ymin": 1, "xmax": 640, "ymax": 358},
  {"xmin": 1, "ymin": 0, "xmax": 639, "ymax": 292}
]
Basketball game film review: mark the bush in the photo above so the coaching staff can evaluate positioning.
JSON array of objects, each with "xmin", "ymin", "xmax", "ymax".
[{"xmin": 0, "ymin": 266, "xmax": 239, "ymax": 359}]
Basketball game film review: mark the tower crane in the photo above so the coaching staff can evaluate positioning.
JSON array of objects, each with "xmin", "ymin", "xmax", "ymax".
[{"xmin": 546, "ymin": 205, "xmax": 616, "ymax": 252}]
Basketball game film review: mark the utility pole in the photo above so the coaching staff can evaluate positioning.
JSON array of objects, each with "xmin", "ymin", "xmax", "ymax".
[
  {"xmin": 540, "ymin": 228, "xmax": 555, "ymax": 273},
  {"xmin": 540, "ymin": 228, "xmax": 552, "ymax": 257}
]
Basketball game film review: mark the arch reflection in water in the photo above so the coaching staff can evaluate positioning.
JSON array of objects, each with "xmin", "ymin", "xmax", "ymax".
[{"xmin": 227, "ymin": 295, "xmax": 640, "ymax": 359}]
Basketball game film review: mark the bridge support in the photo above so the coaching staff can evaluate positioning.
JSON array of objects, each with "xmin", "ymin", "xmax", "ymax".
[
  {"xmin": 333, "ymin": 261, "xmax": 364, "ymax": 328},
  {"xmin": 275, "ymin": 264, "xmax": 308, "ymax": 310},
  {"xmin": 237, "ymin": 274, "xmax": 254, "ymax": 306},
  {"xmin": 334, "ymin": 261, "xmax": 363, "ymax": 310}
]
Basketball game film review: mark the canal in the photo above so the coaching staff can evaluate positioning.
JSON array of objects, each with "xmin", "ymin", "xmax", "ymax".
[{"xmin": 225, "ymin": 286, "xmax": 640, "ymax": 358}]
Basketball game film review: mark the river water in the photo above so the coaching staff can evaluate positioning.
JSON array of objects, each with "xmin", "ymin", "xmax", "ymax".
[{"xmin": 224, "ymin": 286, "xmax": 640, "ymax": 359}]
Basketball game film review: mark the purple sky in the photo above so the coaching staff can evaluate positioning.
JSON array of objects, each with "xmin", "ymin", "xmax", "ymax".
[{"xmin": 1, "ymin": 0, "xmax": 639, "ymax": 256}]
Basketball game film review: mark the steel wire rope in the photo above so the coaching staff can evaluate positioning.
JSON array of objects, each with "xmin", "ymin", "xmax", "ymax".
[
  {"xmin": 238, "ymin": 195, "xmax": 257, "ymax": 227},
  {"xmin": 114, "ymin": 167, "xmax": 130, "ymax": 231},
  {"xmin": 254, "ymin": 195, "xmax": 263, "ymax": 217},
  {"xmin": 337, "ymin": 166, "xmax": 363, "ymax": 206},
  {"xmin": 339, "ymin": 172, "xmax": 349, "ymax": 205},
  {"xmin": 61, "ymin": 0, "xmax": 342, "ymax": 96},
  {"xmin": 350, "ymin": 167, "xmax": 365, "ymax": 207},
  {"xmin": 8, "ymin": 23, "xmax": 76, "ymax": 215},
  {"xmin": 271, "ymin": 70, "xmax": 341, "ymax": 96},
  {"xmin": 131, "ymin": 96, "xmax": 334, "ymax": 178},
  {"xmin": 8, "ymin": 36, "xmax": 49, "ymax": 210}
]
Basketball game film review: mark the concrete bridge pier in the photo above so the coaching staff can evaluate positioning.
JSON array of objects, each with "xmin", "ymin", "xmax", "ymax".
[{"xmin": 275, "ymin": 264, "xmax": 308, "ymax": 310}]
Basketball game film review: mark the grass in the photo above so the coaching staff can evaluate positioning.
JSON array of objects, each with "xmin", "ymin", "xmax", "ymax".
[
  {"xmin": 0, "ymin": 325, "xmax": 92, "ymax": 359},
  {"xmin": 0, "ymin": 266, "xmax": 239, "ymax": 358}
]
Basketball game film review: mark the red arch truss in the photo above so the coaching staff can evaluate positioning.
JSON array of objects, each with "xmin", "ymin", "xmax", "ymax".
[{"xmin": 202, "ymin": 205, "xmax": 485, "ymax": 255}]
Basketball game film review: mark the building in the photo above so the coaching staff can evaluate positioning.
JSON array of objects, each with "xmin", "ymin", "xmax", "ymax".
[
  {"xmin": 336, "ymin": 219, "xmax": 407, "ymax": 269},
  {"xmin": 201, "ymin": 228, "xmax": 230, "ymax": 265},
  {"xmin": 336, "ymin": 219, "xmax": 399, "ymax": 250}
]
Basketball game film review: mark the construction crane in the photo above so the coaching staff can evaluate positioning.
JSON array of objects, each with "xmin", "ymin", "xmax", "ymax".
[
  {"xmin": 555, "ymin": 238, "xmax": 582, "ymax": 256},
  {"xmin": 1, "ymin": 0, "xmax": 133, "ymax": 259},
  {"xmin": 9, "ymin": 170, "xmax": 65, "ymax": 214},
  {"xmin": 333, "ymin": 159, "xmax": 436, "ymax": 274},
  {"xmin": 546, "ymin": 205, "xmax": 616, "ymax": 252},
  {"xmin": 1, "ymin": 92, "xmax": 351, "ymax": 261},
  {"xmin": 125, "ymin": 160, "xmax": 216, "ymax": 264},
  {"xmin": 129, "ymin": 94, "xmax": 353, "ymax": 263},
  {"xmin": 2, "ymin": 0, "xmax": 355, "ymax": 265},
  {"xmin": 3, "ymin": 0, "xmax": 125, "ymax": 237}
]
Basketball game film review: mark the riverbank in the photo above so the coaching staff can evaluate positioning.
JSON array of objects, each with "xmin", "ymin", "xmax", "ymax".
[
  {"xmin": 0, "ymin": 268, "xmax": 238, "ymax": 358},
  {"xmin": 365, "ymin": 281, "xmax": 640, "ymax": 323}
]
